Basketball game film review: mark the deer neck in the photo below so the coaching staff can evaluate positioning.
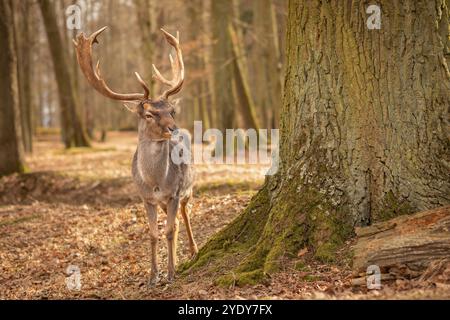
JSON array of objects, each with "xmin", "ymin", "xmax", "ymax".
[{"xmin": 136, "ymin": 120, "xmax": 171, "ymax": 184}]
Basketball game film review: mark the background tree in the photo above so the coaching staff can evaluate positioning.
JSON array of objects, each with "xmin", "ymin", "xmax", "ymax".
[
  {"xmin": 38, "ymin": 0, "xmax": 90, "ymax": 148},
  {"xmin": 229, "ymin": 24, "xmax": 260, "ymax": 130},
  {"xmin": 184, "ymin": 0, "xmax": 450, "ymax": 285},
  {"xmin": 0, "ymin": 0, "xmax": 26, "ymax": 176},
  {"xmin": 13, "ymin": 1, "xmax": 33, "ymax": 153},
  {"xmin": 252, "ymin": 0, "xmax": 282, "ymax": 128},
  {"xmin": 186, "ymin": 0, "xmax": 210, "ymax": 130},
  {"xmin": 1, "ymin": 0, "xmax": 287, "ymax": 148},
  {"xmin": 211, "ymin": 0, "xmax": 236, "ymax": 149},
  {"xmin": 134, "ymin": 0, "xmax": 155, "ymax": 97}
]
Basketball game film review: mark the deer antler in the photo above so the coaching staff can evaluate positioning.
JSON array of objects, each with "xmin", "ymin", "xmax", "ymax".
[
  {"xmin": 73, "ymin": 26, "xmax": 150, "ymax": 101},
  {"xmin": 152, "ymin": 29, "xmax": 185, "ymax": 99}
]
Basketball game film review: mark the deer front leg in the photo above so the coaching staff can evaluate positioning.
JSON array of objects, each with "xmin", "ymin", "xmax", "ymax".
[
  {"xmin": 180, "ymin": 199, "xmax": 198, "ymax": 258},
  {"xmin": 165, "ymin": 198, "xmax": 180, "ymax": 281},
  {"xmin": 145, "ymin": 202, "xmax": 159, "ymax": 286}
]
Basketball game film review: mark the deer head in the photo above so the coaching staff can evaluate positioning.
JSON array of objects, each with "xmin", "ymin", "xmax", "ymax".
[{"xmin": 73, "ymin": 27, "xmax": 185, "ymax": 141}]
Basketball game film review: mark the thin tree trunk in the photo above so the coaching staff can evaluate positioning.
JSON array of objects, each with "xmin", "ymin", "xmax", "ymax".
[
  {"xmin": 38, "ymin": 0, "xmax": 90, "ymax": 148},
  {"xmin": 229, "ymin": 24, "xmax": 260, "ymax": 130},
  {"xmin": 202, "ymin": 0, "xmax": 215, "ymax": 128},
  {"xmin": 0, "ymin": 0, "xmax": 26, "ymax": 175},
  {"xmin": 13, "ymin": 1, "xmax": 33, "ymax": 153},
  {"xmin": 134, "ymin": 0, "xmax": 154, "ymax": 97},
  {"xmin": 187, "ymin": 0, "xmax": 210, "ymax": 129},
  {"xmin": 253, "ymin": 0, "xmax": 282, "ymax": 128},
  {"xmin": 184, "ymin": 0, "xmax": 450, "ymax": 286},
  {"xmin": 211, "ymin": 0, "xmax": 235, "ymax": 152}
]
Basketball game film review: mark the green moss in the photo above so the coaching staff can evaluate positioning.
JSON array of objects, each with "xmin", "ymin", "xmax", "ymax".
[
  {"xmin": 314, "ymin": 242, "xmax": 338, "ymax": 263},
  {"xmin": 303, "ymin": 190, "xmax": 352, "ymax": 263},
  {"xmin": 294, "ymin": 261, "xmax": 310, "ymax": 271},
  {"xmin": 302, "ymin": 274, "xmax": 319, "ymax": 282},
  {"xmin": 376, "ymin": 190, "xmax": 414, "ymax": 222},
  {"xmin": 180, "ymin": 185, "xmax": 272, "ymax": 274},
  {"xmin": 181, "ymin": 170, "xmax": 352, "ymax": 287},
  {"xmin": 215, "ymin": 269, "xmax": 266, "ymax": 287},
  {"xmin": 178, "ymin": 251, "xmax": 219, "ymax": 273},
  {"xmin": 20, "ymin": 163, "xmax": 30, "ymax": 174}
]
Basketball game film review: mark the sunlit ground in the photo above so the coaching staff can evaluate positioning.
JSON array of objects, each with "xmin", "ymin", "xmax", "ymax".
[{"xmin": 0, "ymin": 132, "xmax": 448, "ymax": 299}]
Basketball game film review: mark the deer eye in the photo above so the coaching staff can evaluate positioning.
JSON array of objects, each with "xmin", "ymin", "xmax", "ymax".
[
  {"xmin": 170, "ymin": 110, "xmax": 176, "ymax": 117},
  {"xmin": 145, "ymin": 113, "xmax": 153, "ymax": 119}
]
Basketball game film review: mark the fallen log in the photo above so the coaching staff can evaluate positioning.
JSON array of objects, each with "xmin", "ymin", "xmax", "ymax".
[{"xmin": 352, "ymin": 205, "xmax": 450, "ymax": 278}]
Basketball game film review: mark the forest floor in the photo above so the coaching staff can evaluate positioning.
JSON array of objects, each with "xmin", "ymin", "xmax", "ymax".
[{"xmin": 0, "ymin": 132, "xmax": 449, "ymax": 300}]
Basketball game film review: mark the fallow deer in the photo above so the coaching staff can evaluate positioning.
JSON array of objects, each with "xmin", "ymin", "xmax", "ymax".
[{"xmin": 73, "ymin": 27, "xmax": 198, "ymax": 285}]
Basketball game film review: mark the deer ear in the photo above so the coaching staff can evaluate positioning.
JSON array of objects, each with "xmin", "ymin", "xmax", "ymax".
[
  {"xmin": 172, "ymin": 98, "xmax": 181, "ymax": 114},
  {"xmin": 123, "ymin": 102, "xmax": 141, "ymax": 113}
]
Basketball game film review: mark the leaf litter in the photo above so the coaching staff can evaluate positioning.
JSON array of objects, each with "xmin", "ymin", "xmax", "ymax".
[{"xmin": 0, "ymin": 132, "xmax": 448, "ymax": 299}]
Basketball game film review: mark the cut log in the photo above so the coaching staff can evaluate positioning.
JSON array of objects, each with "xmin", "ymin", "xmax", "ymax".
[{"xmin": 352, "ymin": 206, "xmax": 450, "ymax": 277}]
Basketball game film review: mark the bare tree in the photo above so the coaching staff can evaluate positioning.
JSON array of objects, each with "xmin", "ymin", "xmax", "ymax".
[
  {"xmin": 0, "ymin": 0, "xmax": 26, "ymax": 175},
  {"xmin": 229, "ymin": 24, "xmax": 260, "ymax": 130},
  {"xmin": 134, "ymin": 0, "xmax": 155, "ymax": 97},
  {"xmin": 211, "ymin": 0, "xmax": 235, "ymax": 143},
  {"xmin": 187, "ymin": 0, "xmax": 210, "ymax": 129},
  {"xmin": 13, "ymin": 1, "xmax": 33, "ymax": 153},
  {"xmin": 38, "ymin": 0, "xmax": 90, "ymax": 148},
  {"xmin": 253, "ymin": 0, "xmax": 282, "ymax": 128}
]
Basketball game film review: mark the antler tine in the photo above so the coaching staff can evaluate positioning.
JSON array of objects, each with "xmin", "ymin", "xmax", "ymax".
[
  {"xmin": 134, "ymin": 72, "xmax": 150, "ymax": 100},
  {"xmin": 152, "ymin": 29, "xmax": 185, "ymax": 99},
  {"xmin": 152, "ymin": 64, "xmax": 172, "ymax": 86},
  {"xmin": 74, "ymin": 26, "xmax": 147, "ymax": 101}
]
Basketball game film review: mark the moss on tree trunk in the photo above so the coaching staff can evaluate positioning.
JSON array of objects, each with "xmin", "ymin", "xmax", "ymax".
[{"xmin": 182, "ymin": 0, "xmax": 450, "ymax": 286}]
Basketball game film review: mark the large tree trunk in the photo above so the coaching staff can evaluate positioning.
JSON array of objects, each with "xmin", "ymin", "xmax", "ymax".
[
  {"xmin": 38, "ymin": 0, "xmax": 90, "ymax": 148},
  {"xmin": 0, "ymin": 0, "xmax": 26, "ymax": 176},
  {"xmin": 183, "ymin": 0, "xmax": 450, "ymax": 286}
]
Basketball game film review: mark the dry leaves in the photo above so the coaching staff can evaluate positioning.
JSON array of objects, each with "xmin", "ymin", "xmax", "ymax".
[{"xmin": 0, "ymin": 132, "xmax": 449, "ymax": 299}]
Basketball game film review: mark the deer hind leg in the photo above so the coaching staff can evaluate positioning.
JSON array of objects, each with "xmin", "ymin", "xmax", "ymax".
[
  {"xmin": 180, "ymin": 198, "xmax": 198, "ymax": 258},
  {"xmin": 165, "ymin": 198, "xmax": 180, "ymax": 281},
  {"xmin": 145, "ymin": 202, "xmax": 159, "ymax": 286}
]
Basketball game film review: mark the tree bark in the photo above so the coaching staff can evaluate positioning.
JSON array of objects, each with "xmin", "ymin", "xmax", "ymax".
[
  {"xmin": 211, "ymin": 0, "xmax": 236, "ymax": 151},
  {"xmin": 182, "ymin": 0, "xmax": 450, "ymax": 286},
  {"xmin": 38, "ymin": 0, "xmax": 90, "ymax": 148},
  {"xmin": 134, "ymin": 0, "xmax": 154, "ymax": 97},
  {"xmin": 253, "ymin": 0, "xmax": 282, "ymax": 129},
  {"xmin": 0, "ymin": 0, "xmax": 26, "ymax": 176},
  {"xmin": 229, "ymin": 24, "xmax": 260, "ymax": 130},
  {"xmin": 13, "ymin": 1, "xmax": 33, "ymax": 153},
  {"xmin": 352, "ymin": 205, "xmax": 450, "ymax": 277},
  {"xmin": 188, "ymin": 0, "xmax": 211, "ymax": 130}
]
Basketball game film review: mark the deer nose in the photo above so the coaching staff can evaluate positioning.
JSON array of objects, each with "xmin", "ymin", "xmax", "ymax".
[{"xmin": 168, "ymin": 125, "xmax": 178, "ymax": 133}]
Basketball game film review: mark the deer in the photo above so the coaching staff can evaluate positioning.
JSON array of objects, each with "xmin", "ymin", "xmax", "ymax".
[{"xmin": 73, "ymin": 27, "xmax": 198, "ymax": 285}]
